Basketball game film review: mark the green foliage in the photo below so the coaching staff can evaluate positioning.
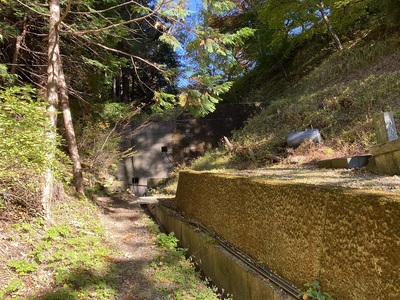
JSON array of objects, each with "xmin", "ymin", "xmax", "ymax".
[
  {"xmin": 180, "ymin": 77, "xmax": 233, "ymax": 117},
  {"xmin": 95, "ymin": 101, "xmax": 131, "ymax": 123},
  {"xmin": 156, "ymin": 232, "xmax": 180, "ymax": 250},
  {"xmin": 4, "ymin": 198, "xmax": 117, "ymax": 299},
  {"xmin": 76, "ymin": 120, "xmax": 124, "ymax": 188},
  {"xmin": 150, "ymin": 230, "xmax": 226, "ymax": 300},
  {"xmin": 0, "ymin": 82, "xmax": 69, "ymax": 214},
  {"xmin": 153, "ymin": 91, "xmax": 177, "ymax": 112},
  {"xmin": 7, "ymin": 260, "xmax": 39, "ymax": 275},
  {"xmin": 179, "ymin": 0, "xmax": 255, "ymax": 116},
  {"xmin": 3, "ymin": 193, "xmax": 224, "ymax": 300},
  {"xmin": 0, "ymin": 64, "xmax": 17, "ymax": 85},
  {"xmin": 2, "ymin": 279, "xmax": 24, "ymax": 296},
  {"xmin": 131, "ymin": 4, "xmax": 151, "ymax": 15},
  {"xmin": 0, "ymin": 85, "xmax": 51, "ymax": 169},
  {"xmin": 189, "ymin": 149, "xmax": 232, "ymax": 171},
  {"xmin": 300, "ymin": 281, "xmax": 333, "ymax": 300},
  {"xmin": 44, "ymin": 225, "xmax": 73, "ymax": 240},
  {"xmin": 159, "ymin": 33, "xmax": 183, "ymax": 51}
]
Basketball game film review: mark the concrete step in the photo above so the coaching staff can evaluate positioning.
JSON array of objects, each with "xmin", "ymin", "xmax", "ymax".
[{"xmin": 317, "ymin": 155, "xmax": 372, "ymax": 169}]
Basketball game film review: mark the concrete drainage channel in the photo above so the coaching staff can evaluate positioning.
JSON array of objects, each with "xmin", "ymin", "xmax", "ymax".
[{"xmin": 140, "ymin": 198, "xmax": 299, "ymax": 300}]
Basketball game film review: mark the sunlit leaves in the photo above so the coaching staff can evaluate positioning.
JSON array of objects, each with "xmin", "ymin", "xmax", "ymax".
[
  {"xmin": 153, "ymin": 91, "xmax": 177, "ymax": 112},
  {"xmin": 159, "ymin": 33, "xmax": 182, "ymax": 51},
  {"xmin": 160, "ymin": 5, "xmax": 189, "ymax": 20},
  {"xmin": 205, "ymin": 0, "xmax": 236, "ymax": 16},
  {"xmin": 178, "ymin": 74, "xmax": 233, "ymax": 117},
  {"xmin": 221, "ymin": 27, "xmax": 255, "ymax": 46},
  {"xmin": 131, "ymin": 4, "xmax": 151, "ymax": 16},
  {"xmin": 176, "ymin": 0, "xmax": 255, "ymax": 116},
  {"xmin": 0, "ymin": 85, "xmax": 67, "ymax": 183}
]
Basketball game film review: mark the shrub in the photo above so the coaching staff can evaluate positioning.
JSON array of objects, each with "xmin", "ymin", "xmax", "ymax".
[{"xmin": 0, "ymin": 82, "xmax": 68, "ymax": 217}]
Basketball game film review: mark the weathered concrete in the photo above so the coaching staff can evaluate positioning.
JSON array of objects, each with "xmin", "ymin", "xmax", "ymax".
[
  {"xmin": 120, "ymin": 121, "xmax": 175, "ymax": 196},
  {"xmin": 150, "ymin": 204, "xmax": 295, "ymax": 300},
  {"xmin": 373, "ymin": 112, "xmax": 398, "ymax": 144},
  {"xmin": 369, "ymin": 112, "xmax": 400, "ymax": 175},
  {"xmin": 119, "ymin": 104, "xmax": 257, "ymax": 194},
  {"xmin": 175, "ymin": 171, "xmax": 400, "ymax": 300},
  {"xmin": 371, "ymin": 139, "xmax": 400, "ymax": 175},
  {"xmin": 318, "ymin": 155, "xmax": 371, "ymax": 169},
  {"xmin": 135, "ymin": 196, "xmax": 158, "ymax": 204}
]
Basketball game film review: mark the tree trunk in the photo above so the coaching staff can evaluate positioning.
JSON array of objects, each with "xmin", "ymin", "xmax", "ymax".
[
  {"xmin": 58, "ymin": 56, "xmax": 85, "ymax": 195},
  {"xmin": 11, "ymin": 14, "xmax": 28, "ymax": 75},
  {"xmin": 43, "ymin": 0, "xmax": 61, "ymax": 217},
  {"xmin": 115, "ymin": 75, "xmax": 121, "ymax": 100},
  {"xmin": 131, "ymin": 71, "xmax": 135, "ymax": 101},
  {"xmin": 318, "ymin": 1, "xmax": 343, "ymax": 51},
  {"xmin": 122, "ymin": 67, "xmax": 130, "ymax": 103}
]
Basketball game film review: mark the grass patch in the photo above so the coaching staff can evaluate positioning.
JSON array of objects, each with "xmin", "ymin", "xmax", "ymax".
[
  {"xmin": 226, "ymin": 36, "xmax": 400, "ymax": 167},
  {"xmin": 189, "ymin": 149, "xmax": 233, "ymax": 171},
  {"xmin": 149, "ymin": 227, "xmax": 230, "ymax": 300},
  {"xmin": 1, "ymin": 195, "xmax": 226, "ymax": 300},
  {"xmin": 1, "ymin": 198, "xmax": 116, "ymax": 300}
]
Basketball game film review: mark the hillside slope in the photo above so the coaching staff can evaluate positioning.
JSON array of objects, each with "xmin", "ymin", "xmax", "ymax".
[{"xmin": 227, "ymin": 35, "xmax": 400, "ymax": 167}]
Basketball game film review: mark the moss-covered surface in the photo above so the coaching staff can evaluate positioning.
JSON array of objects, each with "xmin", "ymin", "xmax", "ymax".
[{"xmin": 175, "ymin": 171, "xmax": 400, "ymax": 299}]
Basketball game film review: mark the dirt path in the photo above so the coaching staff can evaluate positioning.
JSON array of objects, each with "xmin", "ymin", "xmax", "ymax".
[{"xmin": 95, "ymin": 193, "xmax": 163, "ymax": 300}]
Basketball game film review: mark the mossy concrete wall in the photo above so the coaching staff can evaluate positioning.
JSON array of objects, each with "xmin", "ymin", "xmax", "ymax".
[
  {"xmin": 150, "ymin": 204, "xmax": 294, "ymax": 300},
  {"xmin": 175, "ymin": 171, "xmax": 400, "ymax": 299}
]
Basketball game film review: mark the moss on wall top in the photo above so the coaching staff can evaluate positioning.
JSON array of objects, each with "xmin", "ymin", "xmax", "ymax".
[{"xmin": 175, "ymin": 170, "xmax": 400, "ymax": 299}]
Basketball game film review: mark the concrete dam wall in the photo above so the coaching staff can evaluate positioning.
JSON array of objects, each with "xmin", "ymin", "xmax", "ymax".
[{"xmin": 174, "ymin": 171, "xmax": 400, "ymax": 299}]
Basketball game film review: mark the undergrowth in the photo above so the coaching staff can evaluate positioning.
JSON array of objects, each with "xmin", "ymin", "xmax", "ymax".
[
  {"xmin": 148, "ymin": 224, "xmax": 231, "ymax": 300},
  {"xmin": 1, "ymin": 198, "xmax": 115, "ymax": 300},
  {"xmin": 1, "ymin": 194, "xmax": 225, "ymax": 300}
]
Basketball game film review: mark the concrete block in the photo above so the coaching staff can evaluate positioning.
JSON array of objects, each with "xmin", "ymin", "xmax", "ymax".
[
  {"xmin": 211, "ymin": 245, "xmax": 234, "ymax": 295},
  {"xmin": 317, "ymin": 159, "xmax": 332, "ymax": 168},
  {"xmin": 180, "ymin": 222, "xmax": 192, "ymax": 251},
  {"xmin": 330, "ymin": 155, "xmax": 371, "ymax": 169},
  {"xmin": 373, "ymin": 112, "xmax": 398, "ymax": 144},
  {"xmin": 188, "ymin": 227, "xmax": 207, "ymax": 265},
  {"xmin": 246, "ymin": 269, "xmax": 276, "ymax": 300},
  {"xmin": 175, "ymin": 171, "xmax": 400, "ymax": 299},
  {"xmin": 331, "ymin": 157, "xmax": 351, "ymax": 168},
  {"xmin": 320, "ymin": 189, "xmax": 400, "ymax": 299},
  {"xmin": 225, "ymin": 251, "xmax": 250, "ymax": 299},
  {"xmin": 348, "ymin": 155, "xmax": 371, "ymax": 168},
  {"xmin": 371, "ymin": 139, "xmax": 400, "ymax": 175}
]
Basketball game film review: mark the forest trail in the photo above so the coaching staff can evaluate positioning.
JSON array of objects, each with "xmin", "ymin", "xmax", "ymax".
[{"xmin": 95, "ymin": 193, "xmax": 162, "ymax": 300}]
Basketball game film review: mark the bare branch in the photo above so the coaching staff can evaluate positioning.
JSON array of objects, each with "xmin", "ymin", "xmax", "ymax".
[
  {"xmin": 84, "ymin": 38, "xmax": 165, "ymax": 72},
  {"xmin": 70, "ymin": 0, "xmax": 136, "ymax": 15},
  {"xmin": 61, "ymin": 11, "xmax": 157, "ymax": 36},
  {"xmin": 56, "ymin": 0, "xmax": 74, "ymax": 27},
  {"xmin": 131, "ymin": 57, "xmax": 154, "ymax": 93},
  {"xmin": 15, "ymin": 0, "xmax": 49, "ymax": 17}
]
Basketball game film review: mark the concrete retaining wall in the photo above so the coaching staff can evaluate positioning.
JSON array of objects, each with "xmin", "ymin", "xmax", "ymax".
[
  {"xmin": 150, "ymin": 204, "xmax": 294, "ymax": 300},
  {"xmin": 175, "ymin": 171, "xmax": 400, "ymax": 299}
]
